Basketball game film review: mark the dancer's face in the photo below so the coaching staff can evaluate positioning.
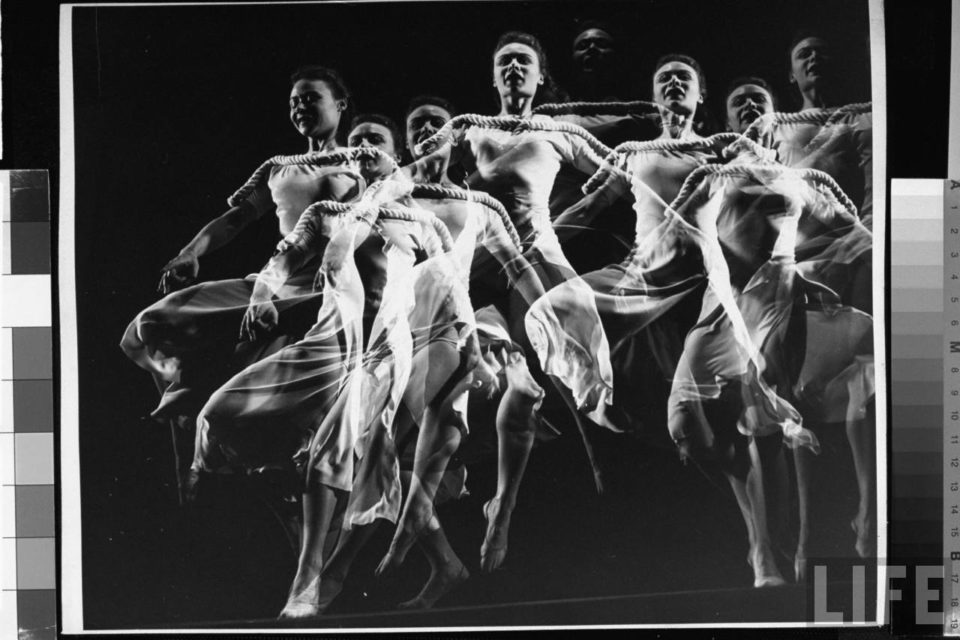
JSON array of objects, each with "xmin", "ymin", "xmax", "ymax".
[
  {"xmin": 348, "ymin": 122, "xmax": 398, "ymax": 159},
  {"xmin": 789, "ymin": 37, "xmax": 831, "ymax": 94},
  {"xmin": 493, "ymin": 42, "xmax": 544, "ymax": 100},
  {"xmin": 406, "ymin": 104, "xmax": 452, "ymax": 160},
  {"xmin": 573, "ymin": 28, "xmax": 615, "ymax": 74},
  {"xmin": 289, "ymin": 79, "xmax": 344, "ymax": 140},
  {"xmin": 725, "ymin": 83, "xmax": 774, "ymax": 134},
  {"xmin": 653, "ymin": 61, "xmax": 702, "ymax": 116},
  {"xmin": 349, "ymin": 122, "xmax": 399, "ymax": 179}
]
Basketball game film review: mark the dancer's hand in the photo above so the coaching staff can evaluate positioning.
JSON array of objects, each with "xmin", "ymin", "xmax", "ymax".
[
  {"xmin": 240, "ymin": 301, "xmax": 279, "ymax": 342},
  {"xmin": 158, "ymin": 252, "xmax": 199, "ymax": 295}
]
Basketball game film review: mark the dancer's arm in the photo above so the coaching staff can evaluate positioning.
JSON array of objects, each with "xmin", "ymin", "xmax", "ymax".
[
  {"xmin": 403, "ymin": 127, "xmax": 472, "ymax": 184},
  {"xmin": 241, "ymin": 175, "xmax": 360, "ymax": 340},
  {"xmin": 158, "ymin": 192, "xmax": 272, "ymax": 294},
  {"xmin": 553, "ymin": 169, "xmax": 632, "ymax": 243},
  {"xmin": 478, "ymin": 212, "xmax": 546, "ymax": 306}
]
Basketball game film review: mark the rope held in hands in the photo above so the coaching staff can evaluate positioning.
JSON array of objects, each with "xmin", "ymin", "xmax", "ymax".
[
  {"xmin": 411, "ymin": 183, "xmax": 522, "ymax": 250},
  {"xmin": 227, "ymin": 147, "xmax": 399, "ymax": 207}
]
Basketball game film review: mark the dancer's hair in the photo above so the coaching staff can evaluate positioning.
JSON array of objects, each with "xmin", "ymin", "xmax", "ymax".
[
  {"xmin": 724, "ymin": 76, "xmax": 779, "ymax": 112},
  {"xmin": 405, "ymin": 95, "xmax": 458, "ymax": 121},
  {"xmin": 290, "ymin": 65, "xmax": 354, "ymax": 145},
  {"xmin": 349, "ymin": 113, "xmax": 405, "ymax": 158},
  {"xmin": 493, "ymin": 31, "xmax": 569, "ymax": 107},
  {"xmin": 652, "ymin": 53, "xmax": 715, "ymax": 135}
]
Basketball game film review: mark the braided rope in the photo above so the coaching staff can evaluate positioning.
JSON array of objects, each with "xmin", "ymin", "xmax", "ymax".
[
  {"xmin": 667, "ymin": 163, "xmax": 858, "ymax": 219},
  {"xmin": 794, "ymin": 169, "xmax": 859, "ymax": 218},
  {"xmin": 720, "ymin": 135, "xmax": 777, "ymax": 161},
  {"xmin": 667, "ymin": 164, "xmax": 729, "ymax": 215},
  {"xmin": 300, "ymin": 200, "xmax": 356, "ymax": 218},
  {"xmin": 375, "ymin": 206, "xmax": 455, "ymax": 255},
  {"xmin": 227, "ymin": 147, "xmax": 399, "ymax": 207},
  {"xmin": 581, "ymin": 133, "xmax": 735, "ymax": 194},
  {"xmin": 411, "ymin": 184, "xmax": 522, "ymax": 250},
  {"xmin": 305, "ymin": 200, "xmax": 455, "ymax": 255},
  {"xmin": 611, "ymin": 132, "xmax": 739, "ymax": 155},
  {"xmin": 413, "ymin": 113, "xmax": 614, "ymax": 159},
  {"xmin": 413, "ymin": 114, "xmax": 522, "ymax": 157},
  {"xmin": 743, "ymin": 102, "xmax": 872, "ymax": 141},
  {"xmin": 533, "ymin": 100, "xmax": 660, "ymax": 117}
]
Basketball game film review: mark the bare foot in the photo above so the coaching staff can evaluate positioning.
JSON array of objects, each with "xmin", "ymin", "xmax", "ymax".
[
  {"xmin": 398, "ymin": 562, "xmax": 469, "ymax": 610},
  {"xmin": 851, "ymin": 516, "xmax": 874, "ymax": 558},
  {"xmin": 377, "ymin": 511, "xmax": 437, "ymax": 577},
  {"xmin": 794, "ymin": 548, "xmax": 807, "ymax": 583},
  {"xmin": 279, "ymin": 576, "xmax": 322, "ymax": 620},
  {"xmin": 480, "ymin": 498, "xmax": 511, "ymax": 573},
  {"xmin": 748, "ymin": 546, "xmax": 786, "ymax": 588},
  {"xmin": 278, "ymin": 574, "xmax": 343, "ymax": 620}
]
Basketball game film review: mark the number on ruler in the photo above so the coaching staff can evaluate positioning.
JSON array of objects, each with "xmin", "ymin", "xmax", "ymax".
[
  {"xmin": 952, "ymin": 458, "xmax": 958, "ymax": 467},
  {"xmin": 953, "ymin": 504, "xmax": 958, "ymax": 514},
  {"xmin": 952, "ymin": 434, "xmax": 959, "ymax": 445},
  {"xmin": 951, "ymin": 481, "xmax": 958, "ymax": 491}
]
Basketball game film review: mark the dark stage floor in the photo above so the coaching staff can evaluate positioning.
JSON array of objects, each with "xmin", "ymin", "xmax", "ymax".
[{"xmin": 78, "ymin": 371, "xmax": 868, "ymax": 629}]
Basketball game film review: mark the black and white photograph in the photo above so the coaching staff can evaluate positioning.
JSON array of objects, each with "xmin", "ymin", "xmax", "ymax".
[{"xmin": 56, "ymin": 0, "xmax": 885, "ymax": 631}]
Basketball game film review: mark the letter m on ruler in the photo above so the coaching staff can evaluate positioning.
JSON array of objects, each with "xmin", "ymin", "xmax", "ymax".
[{"xmin": 952, "ymin": 342, "xmax": 960, "ymax": 353}]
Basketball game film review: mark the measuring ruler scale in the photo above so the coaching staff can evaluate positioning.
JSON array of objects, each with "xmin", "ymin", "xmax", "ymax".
[{"xmin": 946, "ymin": 179, "xmax": 960, "ymax": 635}]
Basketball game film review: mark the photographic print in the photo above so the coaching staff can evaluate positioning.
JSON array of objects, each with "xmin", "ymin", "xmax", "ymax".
[{"xmin": 57, "ymin": 0, "xmax": 885, "ymax": 631}]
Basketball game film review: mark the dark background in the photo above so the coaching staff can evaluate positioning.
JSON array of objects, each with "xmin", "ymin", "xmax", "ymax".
[{"xmin": 0, "ymin": 0, "xmax": 951, "ymax": 633}]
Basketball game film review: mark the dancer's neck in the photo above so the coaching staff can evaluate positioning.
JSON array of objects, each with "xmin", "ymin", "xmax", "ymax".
[
  {"xmin": 801, "ymin": 87, "xmax": 828, "ymax": 110},
  {"xmin": 307, "ymin": 134, "xmax": 339, "ymax": 153},
  {"xmin": 659, "ymin": 110, "xmax": 698, "ymax": 140},
  {"xmin": 500, "ymin": 94, "xmax": 535, "ymax": 118}
]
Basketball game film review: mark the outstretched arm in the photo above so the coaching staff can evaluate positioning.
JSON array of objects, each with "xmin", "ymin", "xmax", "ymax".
[{"xmin": 158, "ymin": 197, "xmax": 268, "ymax": 294}]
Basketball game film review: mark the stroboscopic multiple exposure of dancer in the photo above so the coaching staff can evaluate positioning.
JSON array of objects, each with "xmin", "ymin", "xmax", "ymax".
[
  {"xmin": 120, "ymin": 23, "xmax": 875, "ymax": 620},
  {"xmin": 121, "ymin": 66, "xmax": 364, "ymax": 499}
]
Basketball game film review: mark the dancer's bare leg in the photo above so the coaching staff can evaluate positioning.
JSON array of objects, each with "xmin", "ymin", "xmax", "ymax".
[
  {"xmin": 399, "ymin": 517, "xmax": 469, "ymax": 610},
  {"xmin": 280, "ymin": 385, "xmax": 356, "ymax": 619},
  {"xmin": 793, "ymin": 445, "xmax": 814, "ymax": 582},
  {"xmin": 482, "ymin": 352, "xmax": 543, "ymax": 573},
  {"xmin": 846, "ymin": 399, "xmax": 875, "ymax": 558},
  {"xmin": 754, "ymin": 433, "xmax": 791, "ymax": 557},
  {"xmin": 725, "ymin": 439, "xmax": 786, "ymax": 588},
  {"xmin": 295, "ymin": 522, "xmax": 382, "ymax": 615},
  {"xmin": 378, "ymin": 338, "xmax": 469, "ymax": 575},
  {"xmin": 280, "ymin": 477, "xmax": 345, "ymax": 619}
]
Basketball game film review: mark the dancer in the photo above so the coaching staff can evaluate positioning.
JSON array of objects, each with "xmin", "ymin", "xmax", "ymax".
[
  {"xmin": 308, "ymin": 97, "xmax": 545, "ymax": 613},
  {"xmin": 223, "ymin": 111, "xmax": 506, "ymax": 617},
  {"xmin": 526, "ymin": 57, "xmax": 826, "ymax": 587},
  {"xmin": 745, "ymin": 32, "xmax": 876, "ymax": 577},
  {"xmin": 290, "ymin": 103, "xmax": 479, "ymax": 613},
  {"xmin": 534, "ymin": 54, "xmax": 720, "ymax": 432},
  {"xmin": 120, "ymin": 66, "xmax": 363, "ymax": 498},
  {"xmin": 722, "ymin": 76, "xmax": 795, "ymax": 571},
  {"xmin": 547, "ymin": 20, "xmax": 660, "ymax": 274},
  {"xmin": 725, "ymin": 77, "xmax": 777, "ymax": 134},
  {"xmin": 405, "ymin": 31, "xmax": 630, "ymax": 572}
]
